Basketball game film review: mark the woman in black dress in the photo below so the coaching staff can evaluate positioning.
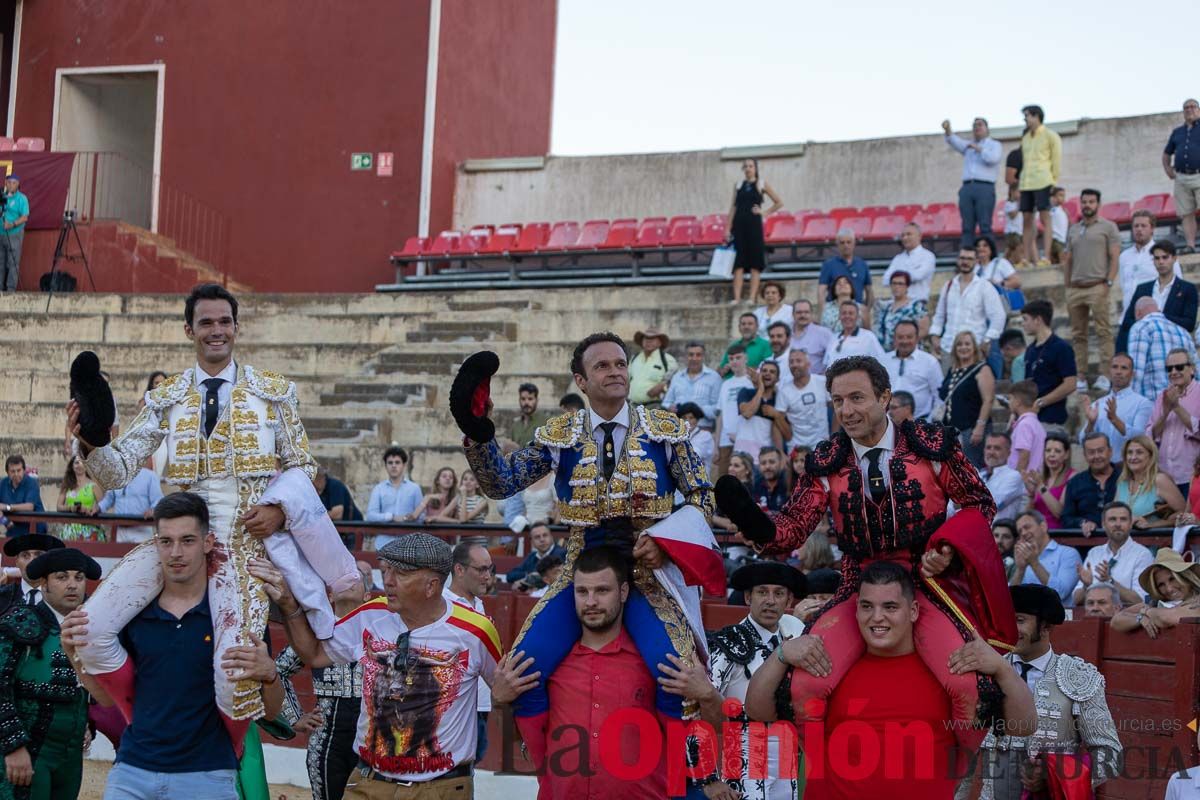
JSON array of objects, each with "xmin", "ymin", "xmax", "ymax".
[
  {"xmin": 724, "ymin": 158, "xmax": 783, "ymax": 304},
  {"xmin": 938, "ymin": 330, "xmax": 996, "ymax": 468}
]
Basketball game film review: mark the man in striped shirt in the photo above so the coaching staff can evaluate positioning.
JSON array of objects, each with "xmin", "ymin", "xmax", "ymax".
[{"xmin": 1128, "ymin": 296, "xmax": 1195, "ymax": 400}]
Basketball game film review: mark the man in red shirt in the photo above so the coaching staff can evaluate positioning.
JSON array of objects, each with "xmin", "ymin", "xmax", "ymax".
[
  {"xmin": 745, "ymin": 560, "xmax": 1035, "ymax": 800},
  {"xmin": 493, "ymin": 546, "xmax": 733, "ymax": 800}
]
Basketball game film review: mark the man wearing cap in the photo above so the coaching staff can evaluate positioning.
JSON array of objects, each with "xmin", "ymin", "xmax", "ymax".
[
  {"xmin": 450, "ymin": 334, "xmax": 723, "ymax": 764},
  {"xmin": 0, "ymin": 534, "xmax": 64, "ymax": 615},
  {"xmin": 0, "ymin": 548, "xmax": 97, "ymax": 799},
  {"xmin": 629, "ymin": 328, "xmax": 678, "ymax": 408},
  {"xmin": 0, "ymin": 175, "xmax": 28, "ymax": 292},
  {"xmin": 659, "ymin": 562, "xmax": 806, "ymax": 799},
  {"xmin": 979, "ymin": 585, "xmax": 1122, "ymax": 800},
  {"xmin": 257, "ymin": 533, "xmax": 501, "ymax": 798}
]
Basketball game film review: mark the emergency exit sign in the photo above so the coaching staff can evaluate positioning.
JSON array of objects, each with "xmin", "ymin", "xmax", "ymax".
[{"xmin": 351, "ymin": 153, "xmax": 373, "ymax": 171}]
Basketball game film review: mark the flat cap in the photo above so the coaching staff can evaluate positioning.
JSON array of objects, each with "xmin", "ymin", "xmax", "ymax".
[
  {"xmin": 3, "ymin": 533, "xmax": 65, "ymax": 558},
  {"xmin": 378, "ymin": 533, "xmax": 452, "ymax": 576},
  {"xmin": 26, "ymin": 548, "xmax": 101, "ymax": 581}
]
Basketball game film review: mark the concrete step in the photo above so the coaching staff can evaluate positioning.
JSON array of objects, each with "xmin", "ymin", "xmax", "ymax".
[
  {"xmin": 320, "ymin": 382, "xmax": 436, "ymax": 408},
  {"xmin": 406, "ymin": 320, "xmax": 517, "ymax": 344}
]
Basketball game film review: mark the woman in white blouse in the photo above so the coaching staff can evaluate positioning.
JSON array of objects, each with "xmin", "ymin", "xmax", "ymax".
[{"xmin": 753, "ymin": 280, "xmax": 793, "ymax": 338}]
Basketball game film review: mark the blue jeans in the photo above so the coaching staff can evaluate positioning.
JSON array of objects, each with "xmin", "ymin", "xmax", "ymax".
[
  {"xmin": 958, "ymin": 181, "xmax": 995, "ymax": 248},
  {"xmin": 476, "ymin": 711, "xmax": 489, "ymax": 762},
  {"xmin": 103, "ymin": 762, "xmax": 238, "ymax": 800}
]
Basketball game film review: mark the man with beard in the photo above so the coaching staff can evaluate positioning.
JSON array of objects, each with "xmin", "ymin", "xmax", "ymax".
[
  {"xmin": 449, "ymin": 334, "xmax": 724, "ymax": 765},
  {"xmin": 736, "ymin": 362, "xmax": 792, "ymax": 458},
  {"xmin": 258, "ymin": 533, "xmax": 500, "ymax": 798},
  {"xmin": 657, "ymin": 562, "xmax": 806, "ymax": 799},
  {"xmin": 716, "ymin": 355, "xmax": 1017, "ymax": 756},
  {"xmin": 508, "ymin": 382, "xmax": 552, "ymax": 449},
  {"xmin": 978, "ymin": 585, "xmax": 1121, "ymax": 800},
  {"xmin": 0, "ymin": 548, "xmax": 98, "ymax": 800}
]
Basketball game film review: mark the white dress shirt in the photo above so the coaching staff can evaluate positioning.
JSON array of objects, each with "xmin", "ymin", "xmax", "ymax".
[
  {"xmin": 930, "ymin": 273, "xmax": 1006, "ymax": 352},
  {"xmin": 980, "ymin": 464, "xmax": 1026, "ymax": 522},
  {"xmin": 1072, "ymin": 537, "xmax": 1154, "ymax": 601},
  {"xmin": 850, "ymin": 418, "xmax": 896, "ymax": 490},
  {"xmin": 778, "ymin": 374, "xmax": 830, "ymax": 449},
  {"xmin": 193, "ymin": 360, "xmax": 238, "ymax": 416},
  {"xmin": 1008, "ymin": 647, "xmax": 1055, "ymax": 693},
  {"xmin": 1152, "ymin": 276, "xmax": 1179, "ymax": 314},
  {"xmin": 883, "ymin": 349, "xmax": 944, "ymax": 419},
  {"xmin": 826, "ymin": 327, "xmax": 886, "ymax": 366},
  {"xmin": 883, "ymin": 246, "xmax": 937, "ymax": 302}
]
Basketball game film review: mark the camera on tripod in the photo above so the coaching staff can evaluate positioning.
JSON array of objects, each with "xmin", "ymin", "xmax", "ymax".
[{"xmin": 63, "ymin": 210, "xmax": 75, "ymax": 222}]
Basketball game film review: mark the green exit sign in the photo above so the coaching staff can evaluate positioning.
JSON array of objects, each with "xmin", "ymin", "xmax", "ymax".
[{"xmin": 351, "ymin": 153, "xmax": 373, "ymax": 171}]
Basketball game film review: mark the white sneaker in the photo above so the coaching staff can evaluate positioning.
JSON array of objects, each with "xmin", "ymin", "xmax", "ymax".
[
  {"xmin": 1076, "ymin": 379, "xmax": 1089, "ymax": 394},
  {"xmin": 1092, "ymin": 376, "xmax": 1111, "ymax": 392}
]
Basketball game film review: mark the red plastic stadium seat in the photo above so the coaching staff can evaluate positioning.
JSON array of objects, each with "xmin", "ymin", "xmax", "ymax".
[
  {"xmin": 481, "ymin": 224, "xmax": 521, "ymax": 254},
  {"xmin": 859, "ymin": 205, "xmax": 891, "ymax": 218},
  {"xmin": 700, "ymin": 213, "xmax": 727, "ymax": 228},
  {"xmin": 799, "ymin": 217, "xmax": 838, "ymax": 242},
  {"xmin": 866, "ymin": 215, "xmax": 906, "ymax": 241},
  {"xmin": 635, "ymin": 220, "xmax": 669, "ymax": 248},
  {"xmin": 640, "ymin": 216, "xmax": 666, "ymax": 226},
  {"xmin": 14, "ymin": 137, "xmax": 44, "ymax": 152},
  {"xmin": 763, "ymin": 213, "xmax": 794, "ymax": 239},
  {"xmin": 569, "ymin": 220, "xmax": 611, "ymax": 250},
  {"xmin": 394, "ymin": 236, "xmax": 427, "ymax": 259},
  {"xmin": 766, "ymin": 218, "xmax": 804, "ymax": 243},
  {"xmin": 668, "ymin": 215, "xmax": 698, "ymax": 228},
  {"xmin": 697, "ymin": 222, "xmax": 727, "ymax": 245},
  {"xmin": 1131, "ymin": 194, "xmax": 1168, "ymax": 218},
  {"xmin": 426, "ymin": 231, "xmax": 461, "ymax": 257},
  {"xmin": 910, "ymin": 211, "xmax": 940, "ymax": 232},
  {"xmin": 925, "ymin": 202, "xmax": 957, "ymax": 213},
  {"xmin": 512, "ymin": 222, "xmax": 550, "ymax": 252},
  {"xmin": 1064, "ymin": 197, "xmax": 1081, "ymax": 223},
  {"xmin": 666, "ymin": 221, "xmax": 700, "ymax": 246},
  {"xmin": 1100, "ymin": 202, "xmax": 1131, "ymax": 225},
  {"xmin": 0, "ymin": 138, "xmax": 14, "ymax": 152},
  {"xmin": 839, "ymin": 216, "xmax": 873, "ymax": 239},
  {"xmin": 451, "ymin": 232, "xmax": 488, "ymax": 255},
  {"xmin": 892, "ymin": 204, "xmax": 922, "ymax": 220},
  {"xmin": 828, "ymin": 206, "xmax": 859, "ymax": 223},
  {"xmin": 603, "ymin": 222, "xmax": 638, "ymax": 249},
  {"xmin": 544, "ymin": 221, "xmax": 581, "ymax": 250}
]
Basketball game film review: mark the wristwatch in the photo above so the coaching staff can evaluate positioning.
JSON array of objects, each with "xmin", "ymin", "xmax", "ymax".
[
  {"xmin": 1105, "ymin": 280, "xmax": 1113, "ymax": 287},
  {"xmin": 1135, "ymin": 611, "xmax": 1145, "ymax": 626}
]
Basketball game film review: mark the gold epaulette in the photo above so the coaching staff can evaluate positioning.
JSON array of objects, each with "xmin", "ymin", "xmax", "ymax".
[
  {"xmin": 534, "ymin": 410, "xmax": 585, "ymax": 449},
  {"xmin": 243, "ymin": 365, "xmax": 297, "ymax": 404},
  {"xmin": 638, "ymin": 406, "xmax": 689, "ymax": 443}
]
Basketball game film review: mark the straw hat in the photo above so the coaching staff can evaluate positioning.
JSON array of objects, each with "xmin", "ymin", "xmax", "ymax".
[
  {"xmin": 1138, "ymin": 548, "xmax": 1200, "ymax": 599},
  {"xmin": 633, "ymin": 327, "xmax": 670, "ymax": 350}
]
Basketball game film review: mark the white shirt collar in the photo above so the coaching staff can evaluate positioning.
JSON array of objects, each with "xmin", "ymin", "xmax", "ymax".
[
  {"xmin": 746, "ymin": 614, "xmax": 781, "ymax": 643},
  {"xmin": 19, "ymin": 579, "xmax": 34, "ymax": 597},
  {"xmin": 851, "ymin": 418, "xmax": 896, "ymax": 461},
  {"xmin": 589, "ymin": 403, "xmax": 630, "ymax": 433},
  {"xmin": 1022, "ymin": 647, "xmax": 1054, "ymax": 672},
  {"xmin": 48, "ymin": 604, "xmax": 66, "ymax": 625},
  {"xmin": 193, "ymin": 360, "xmax": 237, "ymax": 389}
]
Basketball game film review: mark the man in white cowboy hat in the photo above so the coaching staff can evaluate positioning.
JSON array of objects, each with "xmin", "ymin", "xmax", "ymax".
[{"xmin": 629, "ymin": 327, "xmax": 677, "ymax": 407}]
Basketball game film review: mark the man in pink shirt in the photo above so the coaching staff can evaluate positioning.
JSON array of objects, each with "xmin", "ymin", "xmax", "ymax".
[
  {"xmin": 1007, "ymin": 380, "xmax": 1046, "ymax": 473},
  {"xmin": 1148, "ymin": 348, "xmax": 1200, "ymax": 494}
]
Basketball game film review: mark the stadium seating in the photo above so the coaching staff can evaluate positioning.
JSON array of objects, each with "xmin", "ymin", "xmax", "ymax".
[
  {"xmin": 513, "ymin": 222, "xmax": 550, "ymax": 253},
  {"xmin": 544, "ymin": 221, "xmax": 581, "ymax": 250},
  {"xmin": 0, "ymin": 137, "xmax": 13, "ymax": 152},
  {"xmin": 1132, "ymin": 193, "xmax": 1168, "ymax": 218},
  {"xmin": 569, "ymin": 220, "xmax": 610, "ymax": 250},
  {"xmin": 1100, "ymin": 201, "xmax": 1132, "ymax": 225},
  {"xmin": 839, "ymin": 216, "xmax": 873, "ymax": 239},
  {"xmin": 867, "ymin": 214, "xmax": 907, "ymax": 241},
  {"xmin": 13, "ymin": 137, "xmax": 44, "ymax": 151},
  {"xmin": 480, "ymin": 224, "xmax": 521, "ymax": 254}
]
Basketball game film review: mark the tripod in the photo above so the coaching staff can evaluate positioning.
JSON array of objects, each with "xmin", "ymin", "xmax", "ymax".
[{"xmin": 45, "ymin": 210, "xmax": 96, "ymax": 313}]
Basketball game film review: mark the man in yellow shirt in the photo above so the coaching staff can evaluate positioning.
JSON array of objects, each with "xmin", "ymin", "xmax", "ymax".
[
  {"xmin": 628, "ymin": 327, "xmax": 677, "ymax": 407},
  {"xmin": 1019, "ymin": 104, "xmax": 1063, "ymax": 267}
]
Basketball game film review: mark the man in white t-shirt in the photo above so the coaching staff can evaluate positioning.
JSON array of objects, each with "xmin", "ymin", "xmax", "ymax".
[
  {"xmin": 715, "ymin": 344, "xmax": 754, "ymax": 476},
  {"xmin": 777, "ymin": 348, "xmax": 830, "ymax": 449},
  {"xmin": 882, "ymin": 223, "xmax": 937, "ymax": 302},
  {"xmin": 444, "ymin": 542, "xmax": 496, "ymax": 762},
  {"xmin": 259, "ymin": 533, "xmax": 500, "ymax": 795},
  {"xmin": 882, "ymin": 320, "xmax": 944, "ymax": 420}
]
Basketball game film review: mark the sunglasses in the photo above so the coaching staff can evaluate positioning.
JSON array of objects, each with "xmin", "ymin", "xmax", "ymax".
[
  {"xmin": 392, "ymin": 630, "xmax": 412, "ymax": 674},
  {"xmin": 1167, "ymin": 364, "xmax": 1191, "ymax": 373}
]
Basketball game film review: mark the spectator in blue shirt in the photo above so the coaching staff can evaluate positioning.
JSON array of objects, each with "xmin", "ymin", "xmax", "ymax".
[
  {"xmin": 1011, "ymin": 509, "xmax": 1083, "ymax": 607},
  {"xmin": 60, "ymin": 492, "xmax": 284, "ymax": 800},
  {"xmin": 1019, "ymin": 300, "xmax": 1077, "ymax": 425},
  {"xmin": 1060, "ymin": 433, "xmax": 1121, "ymax": 535},
  {"xmin": 942, "ymin": 117, "xmax": 1003, "ymax": 247},
  {"xmin": 97, "ymin": 466, "xmax": 164, "ymax": 543},
  {"xmin": 1079, "ymin": 354, "xmax": 1153, "ymax": 464},
  {"xmin": 818, "ymin": 229, "xmax": 873, "ymax": 319},
  {"xmin": 0, "ymin": 175, "xmax": 28, "ymax": 292},
  {"xmin": 504, "ymin": 522, "xmax": 566, "ymax": 584},
  {"xmin": 1163, "ymin": 98, "xmax": 1200, "ymax": 253},
  {"xmin": 751, "ymin": 447, "xmax": 790, "ymax": 512},
  {"xmin": 1, "ymin": 455, "xmax": 44, "ymax": 536},
  {"xmin": 365, "ymin": 446, "xmax": 424, "ymax": 549},
  {"xmin": 663, "ymin": 341, "xmax": 722, "ymax": 430}
]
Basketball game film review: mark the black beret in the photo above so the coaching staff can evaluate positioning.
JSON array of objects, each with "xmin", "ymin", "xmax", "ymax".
[
  {"xmin": 730, "ymin": 561, "xmax": 806, "ymax": 597},
  {"xmin": 3, "ymin": 533, "xmax": 65, "ymax": 557},
  {"xmin": 1010, "ymin": 584, "xmax": 1065, "ymax": 625},
  {"xmin": 805, "ymin": 568, "xmax": 842, "ymax": 596},
  {"xmin": 26, "ymin": 548, "xmax": 101, "ymax": 582}
]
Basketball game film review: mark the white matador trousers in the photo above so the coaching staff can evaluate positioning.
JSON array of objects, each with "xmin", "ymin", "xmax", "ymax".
[{"xmin": 77, "ymin": 469, "xmax": 359, "ymax": 739}]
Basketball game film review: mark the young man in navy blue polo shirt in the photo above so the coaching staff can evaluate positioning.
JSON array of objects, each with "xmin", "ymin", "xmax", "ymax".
[
  {"xmin": 1019, "ymin": 299, "xmax": 1077, "ymax": 426},
  {"xmin": 60, "ymin": 493, "xmax": 283, "ymax": 800}
]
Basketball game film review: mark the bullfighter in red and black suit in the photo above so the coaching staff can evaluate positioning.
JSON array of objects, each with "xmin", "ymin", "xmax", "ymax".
[{"xmin": 718, "ymin": 355, "xmax": 1018, "ymax": 752}]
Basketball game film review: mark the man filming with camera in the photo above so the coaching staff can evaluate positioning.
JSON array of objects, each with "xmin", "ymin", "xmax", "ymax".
[{"xmin": 1, "ymin": 174, "xmax": 29, "ymax": 292}]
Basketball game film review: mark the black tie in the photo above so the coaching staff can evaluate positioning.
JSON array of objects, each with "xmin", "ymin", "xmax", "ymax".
[
  {"xmin": 599, "ymin": 422, "xmax": 618, "ymax": 481},
  {"xmin": 25, "ymin": 588, "xmax": 38, "ymax": 606},
  {"xmin": 898, "ymin": 357, "xmax": 906, "ymax": 376},
  {"xmin": 1018, "ymin": 662, "xmax": 1033, "ymax": 682},
  {"xmin": 865, "ymin": 448, "xmax": 886, "ymax": 504},
  {"xmin": 202, "ymin": 378, "xmax": 223, "ymax": 438},
  {"xmin": 767, "ymin": 634, "xmax": 780, "ymax": 651}
]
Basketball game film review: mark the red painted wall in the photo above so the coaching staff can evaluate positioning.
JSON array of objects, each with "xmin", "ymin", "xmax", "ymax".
[
  {"xmin": 430, "ymin": 0, "xmax": 557, "ymax": 236},
  {"xmin": 12, "ymin": 0, "xmax": 556, "ymax": 292}
]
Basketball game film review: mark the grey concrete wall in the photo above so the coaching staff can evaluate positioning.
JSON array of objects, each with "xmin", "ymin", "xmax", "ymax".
[{"xmin": 453, "ymin": 111, "xmax": 1180, "ymax": 228}]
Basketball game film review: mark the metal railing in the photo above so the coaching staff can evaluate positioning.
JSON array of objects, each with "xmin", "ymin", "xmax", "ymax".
[{"xmin": 64, "ymin": 151, "xmax": 232, "ymax": 279}]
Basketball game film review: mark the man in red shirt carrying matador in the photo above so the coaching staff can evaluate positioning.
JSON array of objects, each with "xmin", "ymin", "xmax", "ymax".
[{"xmin": 716, "ymin": 355, "xmax": 1019, "ymax": 752}]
